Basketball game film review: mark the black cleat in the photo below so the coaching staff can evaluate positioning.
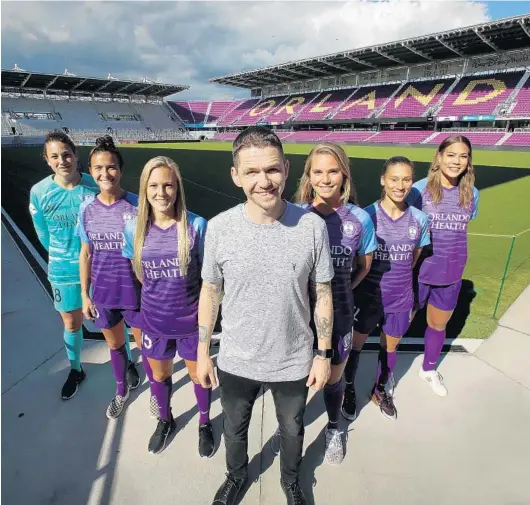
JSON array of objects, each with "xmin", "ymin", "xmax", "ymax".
[
  {"xmin": 371, "ymin": 384, "xmax": 397, "ymax": 420},
  {"xmin": 341, "ymin": 383, "xmax": 357, "ymax": 421},
  {"xmin": 199, "ymin": 422, "xmax": 215, "ymax": 458},
  {"xmin": 148, "ymin": 417, "xmax": 176, "ymax": 454},
  {"xmin": 212, "ymin": 473, "xmax": 247, "ymax": 505},
  {"xmin": 61, "ymin": 368, "xmax": 86, "ymax": 400},
  {"xmin": 281, "ymin": 479, "xmax": 307, "ymax": 505},
  {"xmin": 126, "ymin": 361, "xmax": 141, "ymax": 390}
]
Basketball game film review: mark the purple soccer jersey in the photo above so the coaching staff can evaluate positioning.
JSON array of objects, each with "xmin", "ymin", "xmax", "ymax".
[
  {"xmin": 77, "ymin": 192, "xmax": 140, "ymax": 309},
  {"xmin": 123, "ymin": 212, "xmax": 206, "ymax": 339},
  {"xmin": 407, "ymin": 178, "xmax": 479, "ymax": 286},
  {"xmin": 359, "ymin": 202, "xmax": 430, "ymax": 312},
  {"xmin": 303, "ymin": 203, "xmax": 377, "ymax": 332}
]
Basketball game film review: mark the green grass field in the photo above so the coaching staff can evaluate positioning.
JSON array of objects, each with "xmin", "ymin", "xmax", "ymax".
[{"xmin": 2, "ymin": 142, "xmax": 529, "ymax": 339}]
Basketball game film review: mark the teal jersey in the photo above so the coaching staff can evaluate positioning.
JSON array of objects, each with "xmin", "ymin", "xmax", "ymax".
[{"xmin": 29, "ymin": 173, "xmax": 99, "ymax": 285}]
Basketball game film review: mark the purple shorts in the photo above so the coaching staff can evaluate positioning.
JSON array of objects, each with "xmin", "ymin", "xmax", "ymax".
[
  {"xmin": 354, "ymin": 295, "xmax": 411, "ymax": 337},
  {"xmin": 141, "ymin": 331, "xmax": 198, "ymax": 362},
  {"xmin": 417, "ymin": 280, "xmax": 462, "ymax": 312},
  {"xmin": 94, "ymin": 305, "xmax": 142, "ymax": 330}
]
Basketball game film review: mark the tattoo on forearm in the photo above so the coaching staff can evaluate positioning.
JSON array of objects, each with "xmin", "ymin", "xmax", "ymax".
[
  {"xmin": 314, "ymin": 313, "xmax": 333, "ymax": 340},
  {"xmin": 199, "ymin": 325, "xmax": 208, "ymax": 343},
  {"xmin": 311, "ymin": 281, "xmax": 332, "ymax": 306},
  {"xmin": 206, "ymin": 283, "xmax": 222, "ymax": 328}
]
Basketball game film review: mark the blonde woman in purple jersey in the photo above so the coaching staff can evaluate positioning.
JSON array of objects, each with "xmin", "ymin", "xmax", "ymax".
[{"xmin": 294, "ymin": 143, "xmax": 377, "ymax": 465}]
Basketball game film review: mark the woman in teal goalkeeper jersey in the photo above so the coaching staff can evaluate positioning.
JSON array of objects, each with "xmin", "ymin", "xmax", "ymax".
[{"xmin": 29, "ymin": 131, "xmax": 139, "ymax": 400}]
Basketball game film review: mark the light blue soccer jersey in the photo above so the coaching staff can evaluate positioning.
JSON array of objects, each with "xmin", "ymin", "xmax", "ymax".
[{"xmin": 29, "ymin": 173, "xmax": 99, "ymax": 285}]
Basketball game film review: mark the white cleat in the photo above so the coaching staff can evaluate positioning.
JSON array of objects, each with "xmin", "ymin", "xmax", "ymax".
[{"xmin": 418, "ymin": 368, "xmax": 448, "ymax": 397}]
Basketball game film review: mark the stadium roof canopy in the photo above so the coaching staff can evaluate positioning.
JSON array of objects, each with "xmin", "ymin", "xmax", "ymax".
[
  {"xmin": 1, "ymin": 69, "xmax": 189, "ymax": 97},
  {"xmin": 210, "ymin": 14, "xmax": 530, "ymax": 88}
]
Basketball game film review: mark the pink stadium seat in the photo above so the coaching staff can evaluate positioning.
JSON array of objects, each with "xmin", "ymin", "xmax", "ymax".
[
  {"xmin": 502, "ymin": 133, "xmax": 530, "ymax": 147},
  {"xmin": 437, "ymin": 71, "xmax": 524, "ymax": 116},
  {"xmin": 332, "ymin": 84, "xmax": 400, "ymax": 120},
  {"xmin": 508, "ymin": 79, "xmax": 530, "ymax": 117},
  {"xmin": 380, "ymin": 79, "xmax": 454, "ymax": 118},
  {"xmin": 367, "ymin": 130, "xmax": 432, "ymax": 143},
  {"xmin": 427, "ymin": 131, "xmax": 505, "ymax": 146}
]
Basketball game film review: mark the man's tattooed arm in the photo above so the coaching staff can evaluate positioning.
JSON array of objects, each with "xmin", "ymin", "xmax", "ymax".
[
  {"xmin": 198, "ymin": 281, "xmax": 222, "ymax": 345},
  {"xmin": 310, "ymin": 281, "xmax": 333, "ymax": 346}
]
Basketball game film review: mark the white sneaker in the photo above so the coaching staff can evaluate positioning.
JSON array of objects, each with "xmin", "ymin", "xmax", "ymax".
[
  {"xmin": 106, "ymin": 389, "xmax": 130, "ymax": 419},
  {"xmin": 324, "ymin": 427, "xmax": 345, "ymax": 465},
  {"xmin": 418, "ymin": 368, "xmax": 448, "ymax": 397}
]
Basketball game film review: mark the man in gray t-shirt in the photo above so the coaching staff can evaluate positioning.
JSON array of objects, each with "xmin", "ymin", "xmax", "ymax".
[{"xmin": 197, "ymin": 127, "xmax": 334, "ymax": 505}]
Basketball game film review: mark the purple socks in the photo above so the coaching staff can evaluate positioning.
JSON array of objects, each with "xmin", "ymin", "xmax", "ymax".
[
  {"xmin": 376, "ymin": 346, "xmax": 397, "ymax": 387},
  {"xmin": 152, "ymin": 378, "xmax": 172, "ymax": 422},
  {"xmin": 323, "ymin": 377, "xmax": 345, "ymax": 427},
  {"xmin": 423, "ymin": 327, "xmax": 446, "ymax": 371},
  {"xmin": 142, "ymin": 352, "xmax": 154, "ymax": 387},
  {"xmin": 110, "ymin": 344, "xmax": 128, "ymax": 396},
  {"xmin": 194, "ymin": 383, "xmax": 212, "ymax": 425}
]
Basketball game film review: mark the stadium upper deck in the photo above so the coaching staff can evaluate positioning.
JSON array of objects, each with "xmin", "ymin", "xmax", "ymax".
[
  {"xmin": 209, "ymin": 15, "xmax": 530, "ymax": 92},
  {"xmin": 1, "ymin": 68, "xmax": 188, "ymax": 98}
]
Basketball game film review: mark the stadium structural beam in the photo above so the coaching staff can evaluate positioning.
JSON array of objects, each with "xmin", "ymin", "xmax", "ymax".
[
  {"xmin": 435, "ymin": 36, "xmax": 466, "ymax": 58},
  {"xmin": 95, "ymin": 80, "xmax": 116, "ymax": 93},
  {"xmin": 518, "ymin": 18, "xmax": 530, "ymax": 40},
  {"xmin": 264, "ymin": 70, "xmax": 297, "ymax": 81},
  {"xmin": 473, "ymin": 28, "xmax": 499, "ymax": 51},
  {"xmin": 136, "ymin": 84, "xmax": 156, "ymax": 94},
  {"xmin": 402, "ymin": 43, "xmax": 433, "ymax": 61},
  {"xmin": 298, "ymin": 63, "xmax": 333, "ymax": 75},
  {"xmin": 20, "ymin": 73, "xmax": 33, "ymax": 88},
  {"xmin": 317, "ymin": 59, "xmax": 351, "ymax": 72},
  {"xmin": 373, "ymin": 49, "xmax": 406, "ymax": 65},
  {"xmin": 115, "ymin": 82, "xmax": 138, "ymax": 94},
  {"xmin": 342, "ymin": 54, "xmax": 377, "ymax": 69},
  {"xmin": 281, "ymin": 67, "xmax": 313, "ymax": 78},
  {"xmin": 45, "ymin": 76, "xmax": 59, "ymax": 90},
  {"xmin": 71, "ymin": 78, "xmax": 89, "ymax": 91}
]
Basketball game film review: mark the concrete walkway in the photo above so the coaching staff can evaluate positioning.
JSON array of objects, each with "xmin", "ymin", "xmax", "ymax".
[{"xmin": 2, "ymin": 223, "xmax": 530, "ymax": 505}]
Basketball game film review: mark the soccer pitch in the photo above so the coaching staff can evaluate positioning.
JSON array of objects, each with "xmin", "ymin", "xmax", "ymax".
[{"xmin": 2, "ymin": 142, "xmax": 529, "ymax": 339}]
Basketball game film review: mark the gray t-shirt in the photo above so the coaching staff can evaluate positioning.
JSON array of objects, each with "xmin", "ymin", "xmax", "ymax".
[{"xmin": 202, "ymin": 202, "xmax": 334, "ymax": 382}]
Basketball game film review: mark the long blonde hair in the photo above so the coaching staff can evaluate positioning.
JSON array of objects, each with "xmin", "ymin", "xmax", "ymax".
[
  {"xmin": 426, "ymin": 135, "xmax": 475, "ymax": 208},
  {"xmin": 133, "ymin": 156, "xmax": 191, "ymax": 280},
  {"xmin": 294, "ymin": 142, "xmax": 357, "ymax": 205}
]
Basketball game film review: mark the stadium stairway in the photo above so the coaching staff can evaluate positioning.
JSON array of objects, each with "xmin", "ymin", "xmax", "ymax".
[{"xmin": 3, "ymin": 216, "xmax": 530, "ymax": 505}]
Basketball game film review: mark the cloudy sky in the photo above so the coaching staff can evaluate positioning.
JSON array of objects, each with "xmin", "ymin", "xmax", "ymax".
[{"xmin": 2, "ymin": 1, "xmax": 530, "ymax": 100}]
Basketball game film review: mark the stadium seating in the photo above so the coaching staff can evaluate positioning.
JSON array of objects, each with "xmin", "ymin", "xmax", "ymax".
[
  {"xmin": 427, "ymin": 131, "xmax": 505, "ymax": 146},
  {"xmin": 502, "ymin": 132, "xmax": 530, "ymax": 146},
  {"xmin": 437, "ymin": 71, "xmax": 524, "ymax": 116},
  {"xmin": 296, "ymin": 90, "xmax": 354, "ymax": 122},
  {"xmin": 332, "ymin": 84, "xmax": 401, "ymax": 120},
  {"xmin": 367, "ymin": 130, "xmax": 433, "ymax": 143},
  {"xmin": 508, "ymin": 78, "xmax": 530, "ymax": 117},
  {"xmin": 380, "ymin": 79, "xmax": 455, "ymax": 117},
  {"xmin": 265, "ymin": 92, "xmax": 321, "ymax": 124},
  {"xmin": 207, "ymin": 101, "xmax": 239, "ymax": 122},
  {"xmin": 217, "ymin": 99, "xmax": 261, "ymax": 126},
  {"xmin": 324, "ymin": 130, "xmax": 377, "ymax": 143}
]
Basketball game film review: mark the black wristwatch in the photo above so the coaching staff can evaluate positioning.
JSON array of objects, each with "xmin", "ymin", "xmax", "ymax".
[{"xmin": 315, "ymin": 349, "xmax": 334, "ymax": 359}]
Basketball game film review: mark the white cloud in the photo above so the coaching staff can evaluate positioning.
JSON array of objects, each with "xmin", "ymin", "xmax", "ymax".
[{"xmin": 1, "ymin": 1, "xmax": 490, "ymax": 99}]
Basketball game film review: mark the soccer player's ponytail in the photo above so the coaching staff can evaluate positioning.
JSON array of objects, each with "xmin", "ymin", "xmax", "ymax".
[
  {"xmin": 426, "ymin": 136, "xmax": 475, "ymax": 209},
  {"xmin": 88, "ymin": 135, "xmax": 124, "ymax": 169}
]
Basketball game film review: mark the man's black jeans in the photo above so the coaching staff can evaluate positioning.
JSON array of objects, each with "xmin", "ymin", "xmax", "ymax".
[{"xmin": 217, "ymin": 368, "xmax": 309, "ymax": 484}]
